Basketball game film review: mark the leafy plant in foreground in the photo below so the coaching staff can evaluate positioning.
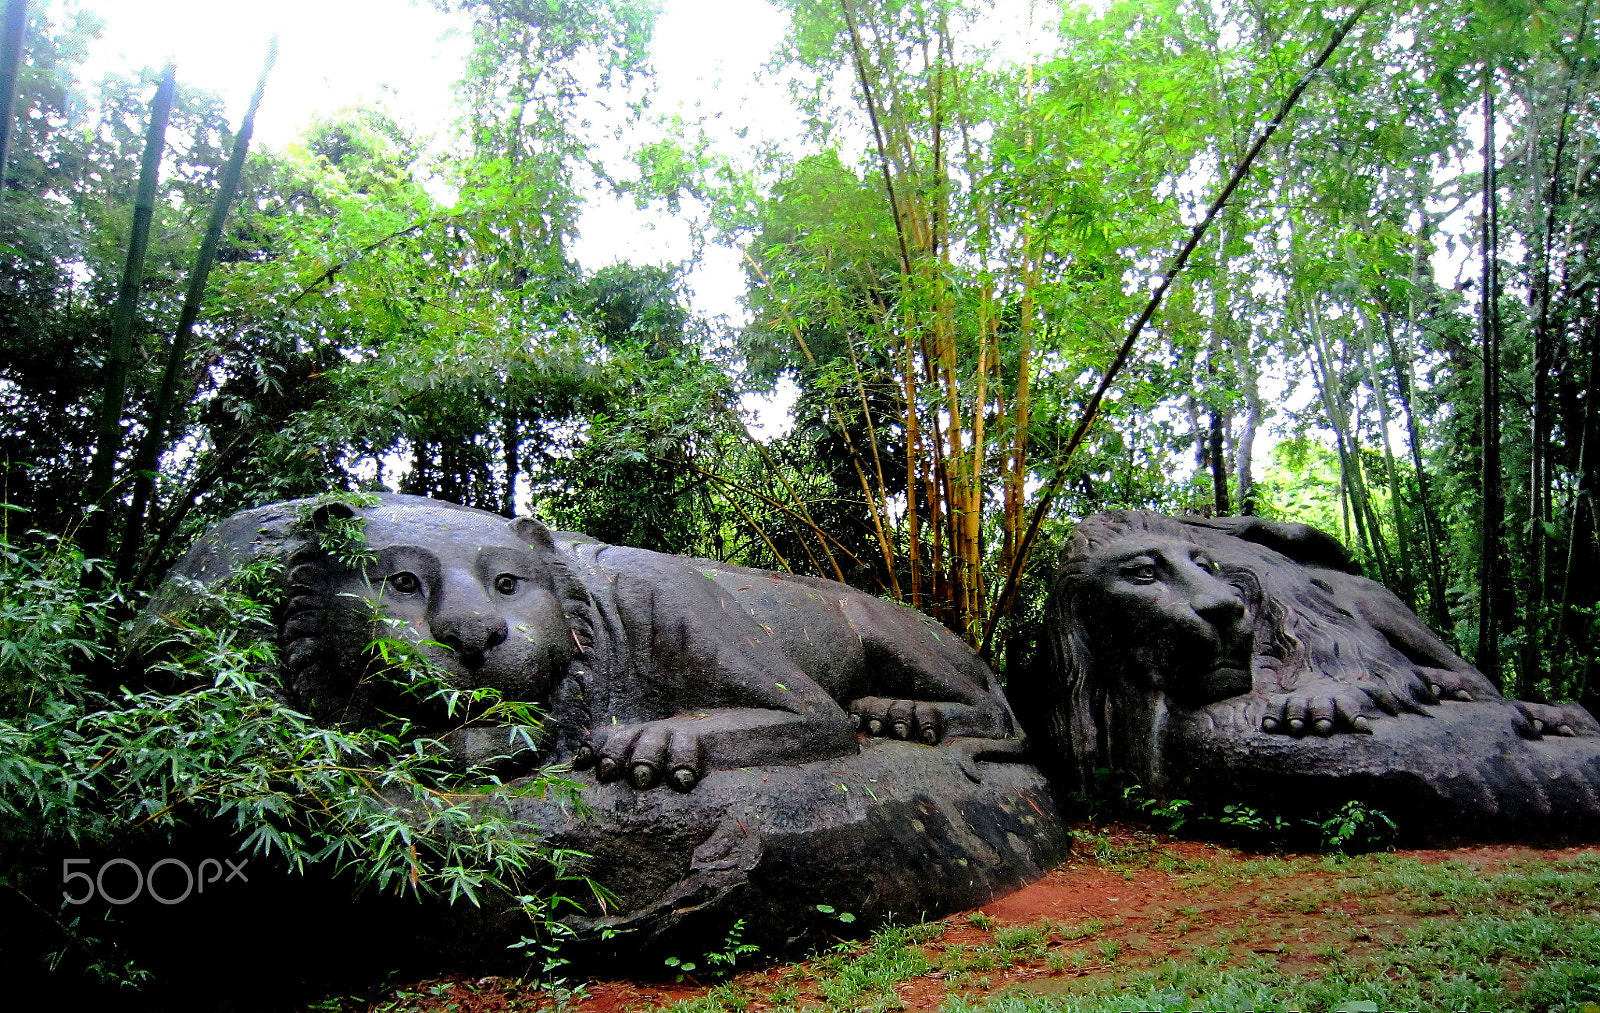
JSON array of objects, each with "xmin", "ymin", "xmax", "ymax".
[{"xmin": 0, "ymin": 522, "xmax": 597, "ymax": 990}]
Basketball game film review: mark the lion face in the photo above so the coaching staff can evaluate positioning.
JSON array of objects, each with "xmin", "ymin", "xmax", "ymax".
[
  {"xmin": 311, "ymin": 506, "xmax": 573, "ymax": 719},
  {"xmin": 1074, "ymin": 535, "xmax": 1255, "ymax": 706}
]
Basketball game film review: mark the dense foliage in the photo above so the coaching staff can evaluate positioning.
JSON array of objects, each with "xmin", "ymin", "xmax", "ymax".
[{"xmin": 0, "ymin": 519, "xmax": 592, "ymax": 998}]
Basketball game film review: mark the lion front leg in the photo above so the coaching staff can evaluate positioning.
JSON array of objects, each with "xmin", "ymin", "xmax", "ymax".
[{"xmin": 573, "ymin": 708, "xmax": 858, "ymax": 791}]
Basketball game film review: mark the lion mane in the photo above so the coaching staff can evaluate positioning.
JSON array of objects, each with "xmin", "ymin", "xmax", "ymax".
[{"xmin": 1041, "ymin": 510, "xmax": 1470, "ymax": 789}]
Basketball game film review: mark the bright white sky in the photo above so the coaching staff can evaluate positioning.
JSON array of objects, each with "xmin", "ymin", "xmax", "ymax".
[{"xmin": 77, "ymin": 0, "xmax": 794, "ymax": 324}]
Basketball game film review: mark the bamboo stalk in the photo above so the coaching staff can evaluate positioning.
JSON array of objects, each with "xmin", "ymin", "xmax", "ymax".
[
  {"xmin": 0, "ymin": 0, "xmax": 27, "ymax": 206},
  {"xmin": 1357, "ymin": 305, "xmax": 1414, "ymax": 606},
  {"xmin": 1397, "ymin": 189, "xmax": 1451, "ymax": 628},
  {"xmin": 1478, "ymin": 61, "xmax": 1508, "ymax": 687},
  {"xmin": 81, "ymin": 64, "xmax": 176, "ymax": 564},
  {"xmin": 904, "ymin": 327, "xmax": 922, "ymax": 605},
  {"xmin": 843, "ymin": 335, "xmax": 901, "ymax": 596},
  {"xmin": 118, "ymin": 41, "xmax": 276, "ymax": 584},
  {"xmin": 716, "ymin": 483, "xmax": 791, "ymax": 573},
  {"xmin": 681, "ymin": 461, "xmax": 879, "ymax": 581},
  {"xmin": 840, "ymin": 0, "xmax": 913, "ymax": 278}
]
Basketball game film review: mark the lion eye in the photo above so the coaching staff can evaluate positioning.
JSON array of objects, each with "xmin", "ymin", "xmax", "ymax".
[
  {"xmin": 385, "ymin": 572, "xmax": 422, "ymax": 595},
  {"xmin": 1122, "ymin": 564, "xmax": 1158, "ymax": 584},
  {"xmin": 494, "ymin": 574, "xmax": 521, "ymax": 595}
]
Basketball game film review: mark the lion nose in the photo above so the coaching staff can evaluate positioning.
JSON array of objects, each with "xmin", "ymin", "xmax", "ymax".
[
  {"xmin": 434, "ymin": 612, "xmax": 508, "ymax": 660},
  {"xmin": 1194, "ymin": 583, "xmax": 1245, "ymax": 629}
]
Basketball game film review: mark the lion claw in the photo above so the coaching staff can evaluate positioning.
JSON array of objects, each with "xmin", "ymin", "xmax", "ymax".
[
  {"xmin": 1516, "ymin": 701, "xmax": 1600, "ymax": 739},
  {"xmin": 1262, "ymin": 681, "xmax": 1388, "ymax": 737},
  {"xmin": 630, "ymin": 761, "xmax": 659, "ymax": 789}
]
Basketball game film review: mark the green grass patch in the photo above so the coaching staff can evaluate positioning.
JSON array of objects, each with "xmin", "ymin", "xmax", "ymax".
[{"xmin": 751, "ymin": 847, "xmax": 1600, "ymax": 1013}]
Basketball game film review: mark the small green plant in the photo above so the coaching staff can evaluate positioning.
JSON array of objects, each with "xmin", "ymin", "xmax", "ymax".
[
  {"xmin": 706, "ymin": 919, "xmax": 762, "ymax": 971},
  {"xmin": 769, "ymin": 980, "xmax": 799, "ymax": 1005},
  {"xmin": 297, "ymin": 493, "xmax": 380, "ymax": 570},
  {"xmin": 1320, "ymin": 800, "xmax": 1398, "ymax": 851},
  {"xmin": 663, "ymin": 919, "xmax": 763, "ymax": 981},
  {"xmin": 994, "ymin": 922, "xmax": 1048, "ymax": 952},
  {"xmin": 1088, "ymin": 770, "xmax": 1398, "ymax": 853}
]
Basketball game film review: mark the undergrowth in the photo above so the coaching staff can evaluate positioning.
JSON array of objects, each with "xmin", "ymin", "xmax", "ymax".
[
  {"xmin": 0, "ymin": 505, "xmax": 595, "ymax": 996},
  {"xmin": 1075, "ymin": 768, "xmax": 1399, "ymax": 852}
]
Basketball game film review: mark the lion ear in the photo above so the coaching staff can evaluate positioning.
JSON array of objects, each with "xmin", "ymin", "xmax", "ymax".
[
  {"xmin": 509, "ymin": 516, "xmax": 556, "ymax": 553},
  {"xmin": 304, "ymin": 501, "xmax": 357, "ymax": 532}
]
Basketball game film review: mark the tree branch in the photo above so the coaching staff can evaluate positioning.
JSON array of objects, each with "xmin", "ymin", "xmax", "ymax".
[{"xmin": 980, "ymin": 1, "xmax": 1377, "ymax": 659}]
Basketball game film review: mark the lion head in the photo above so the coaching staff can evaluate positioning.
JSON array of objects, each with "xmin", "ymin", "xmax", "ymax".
[
  {"xmin": 1036, "ymin": 510, "xmax": 1490, "ymax": 791},
  {"xmin": 279, "ymin": 499, "xmax": 591, "ymax": 741}
]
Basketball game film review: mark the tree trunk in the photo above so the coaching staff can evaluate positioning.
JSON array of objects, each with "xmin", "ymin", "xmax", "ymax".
[
  {"xmin": 1231, "ymin": 334, "xmax": 1261, "ymax": 516},
  {"xmin": 1209, "ymin": 402, "xmax": 1230, "ymax": 516},
  {"xmin": 1358, "ymin": 306, "xmax": 1415, "ymax": 608},
  {"xmin": 1478, "ymin": 63, "xmax": 1509, "ymax": 688},
  {"xmin": 502, "ymin": 406, "xmax": 519, "ymax": 517}
]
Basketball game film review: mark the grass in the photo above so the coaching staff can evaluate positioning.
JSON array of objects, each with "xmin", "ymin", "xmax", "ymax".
[
  {"xmin": 933, "ymin": 900, "xmax": 1600, "ymax": 1012},
  {"xmin": 322, "ymin": 827, "xmax": 1600, "ymax": 1013},
  {"xmin": 662, "ymin": 836, "xmax": 1600, "ymax": 1013}
]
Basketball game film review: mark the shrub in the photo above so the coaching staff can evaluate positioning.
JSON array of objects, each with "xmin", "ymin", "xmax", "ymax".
[{"xmin": 0, "ymin": 517, "xmax": 594, "ymax": 992}]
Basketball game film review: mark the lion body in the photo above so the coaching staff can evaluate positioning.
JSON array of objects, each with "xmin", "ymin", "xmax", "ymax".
[
  {"xmin": 144, "ymin": 494, "xmax": 1017, "ymax": 790},
  {"xmin": 1029, "ymin": 510, "xmax": 1600, "ymax": 841}
]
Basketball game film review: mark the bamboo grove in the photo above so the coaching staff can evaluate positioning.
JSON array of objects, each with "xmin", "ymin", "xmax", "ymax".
[{"xmin": 0, "ymin": 0, "xmax": 1597, "ymax": 709}]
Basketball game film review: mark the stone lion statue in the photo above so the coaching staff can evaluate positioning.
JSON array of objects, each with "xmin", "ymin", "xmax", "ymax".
[
  {"xmin": 130, "ymin": 493, "xmax": 1063, "ymax": 957},
  {"xmin": 143, "ymin": 493, "xmax": 1018, "ymax": 792},
  {"xmin": 1025, "ymin": 510, "xmax": 1600, "ymax": 840}
]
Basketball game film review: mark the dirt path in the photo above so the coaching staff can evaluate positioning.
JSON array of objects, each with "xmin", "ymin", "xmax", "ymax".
[{"xmin": 328, "ymin": 823, "xmax": 1600, "ymax": 1012}]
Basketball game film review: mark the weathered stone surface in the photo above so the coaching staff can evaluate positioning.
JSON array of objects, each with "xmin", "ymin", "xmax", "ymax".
[
  {"xmin": 447, "ymin": 738, "xmax": 1065, "ymax": 955},
  {"xmin": 1023, "ymin": 510, "xmax": 1600, "ymax": 842},
  {"xmin": 137, "ymin": 493, "xmax": 1066, "ymax": 948}
]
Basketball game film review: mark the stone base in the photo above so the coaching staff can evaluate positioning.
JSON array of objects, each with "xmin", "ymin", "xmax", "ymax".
[
  {"xmin": 445, "ymin": 737, "xmax": 1068, "ymax": 960},
  {"xmin": 1165, "ymin": 700, "xmax": 1600, "ymax": 844}
]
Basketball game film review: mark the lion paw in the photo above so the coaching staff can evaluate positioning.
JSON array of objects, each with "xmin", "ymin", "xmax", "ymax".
[
  {"xmin": 1414, "ymin": 665, "xmax": 1495, "ymax": 702},
  {"xmin": 573, "ymin": 717, "xmax": 706, "ymax": 792},
  {"xmin": 848, "ymin": 697, "xmax": 948, "ymax": 745},
  {"xmin": 1515, "ymin": 701, "xmax": 1600, "ymax": 739},
  {"xmin": 1261, "ymin": 681, "xmax": 1381, "ymax": 737}
]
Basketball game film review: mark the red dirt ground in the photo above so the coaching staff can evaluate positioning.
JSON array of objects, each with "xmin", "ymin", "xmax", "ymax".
[{"xmin": 323, "ymin": 823, "xmax": 1600, "ymax": 1013}]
